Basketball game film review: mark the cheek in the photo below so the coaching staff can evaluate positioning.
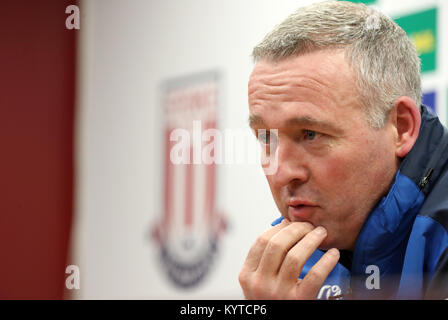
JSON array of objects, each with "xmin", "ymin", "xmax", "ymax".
[
  {"xmin": 266, "ymin": 176, "xmax": 284, "ymax": 209},
  {"xmin": 314, "ymin": 145, "xmax": 383, "ymax": 208},
  {"xmin": 315, "ymin": 138, "xmax": 396, "ymax": 217},
  {"xmin": 315, "ymin": 155, "xmax": 360, "ymax": 193},
  {"xmin": 321, "ymin": 133, "xmax": 392, "ymax": 185}
]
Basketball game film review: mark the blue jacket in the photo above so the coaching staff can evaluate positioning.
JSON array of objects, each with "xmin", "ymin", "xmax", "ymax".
[{"xmin": 272, "ymin": 106, "xmax": 448, "ymax": 299}]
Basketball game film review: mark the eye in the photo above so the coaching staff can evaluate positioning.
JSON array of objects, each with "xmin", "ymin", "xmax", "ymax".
[{"xmin": 304, "ymin": 130, "xmax": 317, "ymax": 140}]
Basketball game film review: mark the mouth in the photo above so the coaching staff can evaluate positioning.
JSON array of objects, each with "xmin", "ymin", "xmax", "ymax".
[{"xmin": 287, "ymin": 200, "xmax": 318, "ymax": 221}]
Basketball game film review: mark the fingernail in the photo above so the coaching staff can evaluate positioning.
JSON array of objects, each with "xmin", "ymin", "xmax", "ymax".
[
  {"xmin": 328, "ymin": 248, "xmax": 340, "ymax": 257},
  {"xmin": 314, "ymin": 226, "xmax": 327, "ymax": 236}
]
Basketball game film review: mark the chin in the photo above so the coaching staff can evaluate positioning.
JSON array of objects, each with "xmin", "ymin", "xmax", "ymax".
[
  {"xmin": 318, "ymin": 243, "xmax": 332, "ymax": 251},
  {"xmin": 318, "ymin": 237, "xmax": 336, "ymax": 251}
]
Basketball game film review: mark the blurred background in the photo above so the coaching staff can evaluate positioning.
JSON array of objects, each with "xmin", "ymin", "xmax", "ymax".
[{"xmin": 0, "ymin": 0, "xmax": 447, "ymax": 299}]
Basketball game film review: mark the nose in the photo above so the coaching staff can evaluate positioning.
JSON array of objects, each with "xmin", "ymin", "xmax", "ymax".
[{"xmin": 267, "ymin": 138, "xmax": 310, "ymax": 190}]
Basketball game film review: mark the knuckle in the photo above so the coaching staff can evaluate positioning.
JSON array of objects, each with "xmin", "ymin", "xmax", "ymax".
[
  {"xmin": 265, "ymin": 239, "xmax": 289, "ymax": 259},
  {"xmin": 281, "ymin": 226, "xmax": 299, "ymax": 240},
  {"xmin": 250, "ymin": 274, "xmax": 265, "ymax": 295},
  {"xmin": 255, "ymin": 234, "xmax": 270, "ymax": 248},
  {"xmin": 266, "ymin": 237, "xmax": 283, "ymax": 252},
  {"xmin": 284, "ymin": 250, "xmax": 301, "ymax": 267},
  {"xmin": 305, "ymin": 268, "xmax": 322, "ymax": 282},
  {"xmin": 246, "ymin": 273, "xmax": 276, "ymax": 299},
  {"xmin": 238, "ymin": 269, "xmax": 249, "ymax": 287}
]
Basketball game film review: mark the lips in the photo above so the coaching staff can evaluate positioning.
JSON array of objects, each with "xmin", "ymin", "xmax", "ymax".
[
  {"xmin": 287, "ymin": 199, "xmax": 316, "ymax": 207},
  {"xmin": 287, "ymin": 199, "xmax": 318, "ymax": 221}
]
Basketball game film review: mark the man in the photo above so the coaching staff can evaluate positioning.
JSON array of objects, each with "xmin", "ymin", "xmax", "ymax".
[{"xmin": 239, "ymin": 1, "xmax": 448, "ymax": 299}]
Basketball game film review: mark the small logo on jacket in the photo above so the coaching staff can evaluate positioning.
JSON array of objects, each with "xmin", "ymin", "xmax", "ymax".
[{"xmin": 317, "ymin": 285, "xmax": 342, "ymax": 300}]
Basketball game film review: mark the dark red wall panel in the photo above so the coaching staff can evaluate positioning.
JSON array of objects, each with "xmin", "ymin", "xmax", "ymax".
[{"xmin": 0, "ymin": 0, "xmax": 77, "ymax": 299}]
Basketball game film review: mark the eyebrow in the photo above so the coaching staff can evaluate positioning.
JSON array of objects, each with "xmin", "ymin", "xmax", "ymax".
[
  {"xmin": 248, "ymin": 114, "xmax": 265, "ymax": 128},
  {"xmin": 248, "ymin": 114, "xmax": 343, "ymax": 134}
]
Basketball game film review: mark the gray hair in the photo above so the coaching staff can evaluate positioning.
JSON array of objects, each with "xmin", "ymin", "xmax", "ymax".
[{"xmin": 252, "ymin": 0, "xmax": 422, "ymax": 128}]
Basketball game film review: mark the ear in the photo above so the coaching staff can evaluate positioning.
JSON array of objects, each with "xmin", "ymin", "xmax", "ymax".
[{"xmin": 391, "ymin": 96, "xmax": 421, "ymax": 158}]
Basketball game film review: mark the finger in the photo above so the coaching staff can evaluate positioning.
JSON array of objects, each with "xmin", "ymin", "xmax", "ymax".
[
  {"xmin": 242, "ymin": 218, "xmax": 290, "ymax": 272},
  {"xmin": 257, "ymin": 222, "xmax": 314, "ymax": 275},
  {"xmin": 296, "ymin": 248, "xmax": 340, "ymax": 299},
  {"xmin": 277, "ymin": 226, "xmax": 328, "ymax": 284}
]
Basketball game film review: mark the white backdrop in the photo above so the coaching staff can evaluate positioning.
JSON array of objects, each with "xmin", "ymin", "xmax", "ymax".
[{"xmin": 71, "ymin": 0, "xmax": 448, "ymax": 299}]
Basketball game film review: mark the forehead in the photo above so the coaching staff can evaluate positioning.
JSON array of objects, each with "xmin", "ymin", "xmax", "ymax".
[
  {"xmin": 249, "ymin": 49, "xmax": 351, "ymax": 87},
  {"xmin": 248, "ymin": 50, "xmax": 362, "ymax": 129}
]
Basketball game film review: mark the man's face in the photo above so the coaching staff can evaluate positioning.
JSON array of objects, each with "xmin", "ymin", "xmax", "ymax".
[{"xmin": 248, "ymin": 49, "xmax": 399, "ymax": 250}]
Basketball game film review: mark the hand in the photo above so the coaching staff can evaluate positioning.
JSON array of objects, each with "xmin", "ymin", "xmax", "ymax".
[{"xmin": 238, "ymin": 219, "xmax": 340, "ymax": 299}]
